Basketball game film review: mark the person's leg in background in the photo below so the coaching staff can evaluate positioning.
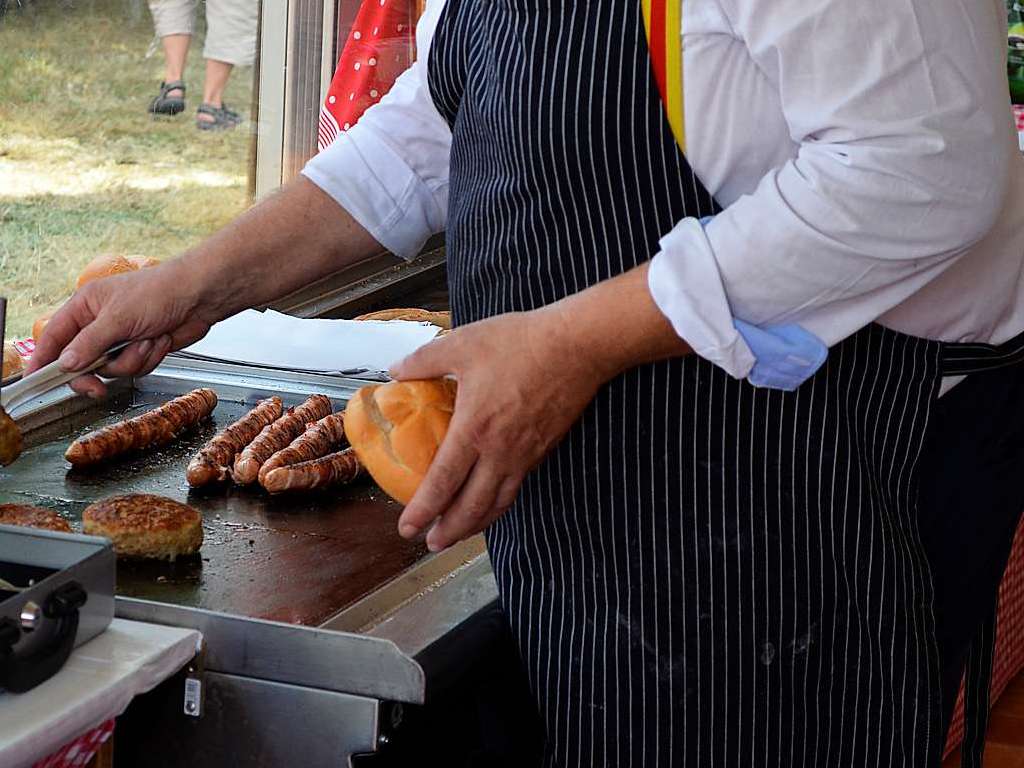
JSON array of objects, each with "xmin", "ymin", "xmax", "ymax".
[
  {"xmin": 201, "ymin": 59, "xmax": 234, "ymax": 113},
  {"xmin": 161, "ymin": 34, "xmax": 191, "ymax": 90},
  {"xmin": 147, "ymin": 0, "xmax": 198, "ymax": 115},
  {"xmin": 196, "ymin": 0, "xmax": 258, "ymax": 130}
]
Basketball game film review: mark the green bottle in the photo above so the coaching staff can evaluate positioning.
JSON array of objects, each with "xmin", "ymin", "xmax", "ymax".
[{"xmin": 1011, "ymin": 0, "xmax": 1024, "ymax": 104}]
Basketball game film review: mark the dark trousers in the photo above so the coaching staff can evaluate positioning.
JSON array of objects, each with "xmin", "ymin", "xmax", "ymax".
[{"xmin": 920, "ymin": 364, "xmax": 1024, "ymax": 749}]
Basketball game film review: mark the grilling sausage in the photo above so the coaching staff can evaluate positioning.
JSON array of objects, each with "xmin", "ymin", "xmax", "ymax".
[
  {"xmin": 257, "ymin": 412, "xmax": 346, "ymax": 488},
  {"xmin": 260, "ymin": 448, "xmax": 364, "ymax": 494},
  {"xmin": 65, "ymin": 388, "xmax": 218, "ymax": 467},
  {"xmin": 232, "ymin": 395, "xmax": 332, "ymax": 485},
  {"xmin": 186, "ymin": 397, "xmax": 282, "ymax": 487}
]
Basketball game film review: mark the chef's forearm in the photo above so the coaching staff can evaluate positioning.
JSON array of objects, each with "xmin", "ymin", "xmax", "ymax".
[
  {"xmin": 547, "ymin": 263, "xmax": 693, "ymax": 382},
  {"xmin": 182, "ymin": 177, "xmax": 385, "ymax": 321}
]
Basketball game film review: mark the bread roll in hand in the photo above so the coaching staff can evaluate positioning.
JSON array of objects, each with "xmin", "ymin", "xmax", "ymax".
[{"xmin": 344, "ymin": 378, "xmax": 457, "ymax": 505}]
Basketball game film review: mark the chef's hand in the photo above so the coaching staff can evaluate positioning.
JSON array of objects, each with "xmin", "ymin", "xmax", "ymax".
[
  {"xmin": 390, "ymin": 305, "xmax": 610, "ymax": 551},
  {"xmin": 391, "ymin": 264, "xmax": 692, "ymax": 551},
  {"xmin": 28, "ymin": 261, "xmax": 214, "ymax": 398},
  {"xmin": 28, "ymin": 178, "xmax": 389, "ymax": 397}
]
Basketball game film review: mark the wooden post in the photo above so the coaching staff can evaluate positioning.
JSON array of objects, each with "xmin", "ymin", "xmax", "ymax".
[{"xmin": 86, "ymin": 736, "xmax": 115, "ymax": 768}]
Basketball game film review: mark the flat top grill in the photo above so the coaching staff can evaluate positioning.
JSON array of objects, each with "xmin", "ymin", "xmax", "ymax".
[{"xmin": 0, "ymin": 386, "xmax": 427, "ymax": 627}]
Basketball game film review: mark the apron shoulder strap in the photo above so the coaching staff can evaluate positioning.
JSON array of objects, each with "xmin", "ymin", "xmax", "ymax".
[{"xmin": 641, "ymin": 0, "xmax": 686, "ymax": 153}]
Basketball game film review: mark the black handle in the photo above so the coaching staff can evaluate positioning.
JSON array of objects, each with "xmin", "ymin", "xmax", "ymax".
[{"xmin": 0, "ymin": 581, "xmax": 87, "ymax": 693}]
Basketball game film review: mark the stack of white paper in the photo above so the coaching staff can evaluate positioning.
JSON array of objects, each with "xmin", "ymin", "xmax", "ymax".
[
  {"xmin": 182, "ymin": 309, "xmax": 440, "ymax": 374},
  {"xmin": 0, "ymin": 619, "xmax": 201, "ymax": 768}
]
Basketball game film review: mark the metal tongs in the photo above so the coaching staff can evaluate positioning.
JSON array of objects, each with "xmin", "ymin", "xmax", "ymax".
[
  {"xmin": 0, "ymin": 299, "xmax": 128, "ymax": 466},
  {"xmin": 0, "ymin": 576, "xmax": 29, "ymax": 593},
  {"xmin": 0, "ymin": 341, "xmax": 130, "ymax": 416}
]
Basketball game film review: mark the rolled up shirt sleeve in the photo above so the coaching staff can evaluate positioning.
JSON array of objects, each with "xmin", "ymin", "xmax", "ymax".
[
  {"xmin": 649, "ymin": 0, "xmax": 1010, "ymax": 381},
  {"xmin": 301, "ymin": 0, "xmax": 451, "ymax": 260}
]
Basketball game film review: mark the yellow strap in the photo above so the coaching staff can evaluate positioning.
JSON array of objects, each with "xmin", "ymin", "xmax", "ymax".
[
  {"xmin": 640, "ymin": 0, "xmax": 686, "ymax": 153},
  {"xmin": 663, "ymin": 0, "xmax": 686, "ymax": 153}
]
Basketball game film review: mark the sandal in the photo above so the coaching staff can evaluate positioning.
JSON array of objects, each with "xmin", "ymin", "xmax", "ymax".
[
  {"xmin": 196, "ymin": 103, "xmax": 243, "ymax": 131},
  {"xmin": 148, "ymin": 80, "xmax": 186, "ymax": 116}
]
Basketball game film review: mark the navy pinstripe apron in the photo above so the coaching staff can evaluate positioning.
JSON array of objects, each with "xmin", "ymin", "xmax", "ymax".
[{"xmin": 426, "ymin": 0, "xmax": 1024, "ymax": 764}]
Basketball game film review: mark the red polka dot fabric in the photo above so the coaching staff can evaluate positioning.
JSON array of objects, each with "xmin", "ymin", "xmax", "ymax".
[
  {"xmin": 318, "ymin": 0, "xmax": 419, "ymax": 151},
  {"xmin": 33, "ymin": 719, "xmax": 115, "ymax": 768}
]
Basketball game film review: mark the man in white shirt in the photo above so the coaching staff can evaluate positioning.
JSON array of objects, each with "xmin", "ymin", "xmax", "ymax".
[{"xmin": 31, "ymin": 0, "xmax": 1024, "ymax": 763}]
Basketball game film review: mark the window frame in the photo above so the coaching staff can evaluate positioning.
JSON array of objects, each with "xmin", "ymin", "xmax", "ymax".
[{"xmin": 254, "ymin": 0, "xmax": 445, "ymax": 319}]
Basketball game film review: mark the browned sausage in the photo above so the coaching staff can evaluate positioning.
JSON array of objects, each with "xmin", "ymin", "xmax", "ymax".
[
  {"xmin": 186, "ymin": 397, "xmax": 282, "ymax": 487},
  {"xmin": 232, "ymin": 395, "xmax": 332, "ymax": 485},
  {"xmin": 66, "ymin": 388, "xmax": 218, "ymax": 467},
  {"xmin": 260, "ymin": 448, "xmax": 364, "ymax": 494},
  {"xmin": 257, "ymin": 412, "xmax": 346, "ymax": 488}
]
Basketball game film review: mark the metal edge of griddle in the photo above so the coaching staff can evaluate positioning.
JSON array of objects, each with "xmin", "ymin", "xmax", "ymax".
[
  {"xmin": 10, "ymin": 377, "xmax": 136, "ymax": 433},
  {"xmin": 114, "ymin": 597, "xmax": 426, "ymax": 704},
  {"xmin": 9, "ymin": 357, "xmax": 372, "ymax": 429},
  {"xmin": 139, "ymin": 356, "xmax": 374, "ymax": 403},
  {"xmin": 360, "ymin": 550, "xmax": 500, "ymax": 661},
  {"xmin": 319, "ymin": 535, "xmax": 489, "ymax": 634},
  {"xmin": 269, "ymin": 244, "xmax": 447, "ymax": 320}
]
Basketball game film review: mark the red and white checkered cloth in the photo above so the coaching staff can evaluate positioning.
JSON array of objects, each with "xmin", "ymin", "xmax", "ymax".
[
  {"xmin": 317, "ymin": 0, "xmax": 419, "ymax": 151},
  {"xmin": 944, "ymin": 512, "xmax": 1024, "ymax": 756},
  {"xmin": 12, "ymin": 338, "xmax": 34, "ymax": 362},
  {"xmin": 32, "ymin": 719, "xmax": 115, "ymax": 768}
]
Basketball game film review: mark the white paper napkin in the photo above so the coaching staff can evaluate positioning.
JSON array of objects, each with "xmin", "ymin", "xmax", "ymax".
[
  {"xmin": 0, "ymin": 619, "xmax": 201, "ymax": 768},
  {"xmin": 182, "ymin": 309, "xmax": 440, "ymax": 373}
]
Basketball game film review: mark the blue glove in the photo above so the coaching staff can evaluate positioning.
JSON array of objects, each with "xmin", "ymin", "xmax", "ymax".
[
  {"xmin": 698, "ymin": 216, "xmax": 828, "ymax": 391},
  {"xmin": 733, "ymin": 319, "xmax": 828, "ymax": 391}
]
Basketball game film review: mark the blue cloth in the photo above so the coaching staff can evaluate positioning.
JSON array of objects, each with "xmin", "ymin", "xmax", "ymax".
[
  {"xmin": 697, "ymin": 216, "xmax": 828, "ymax": 391},
  {"xmin": 733, "ymin": 319, "xmax": 829, "ymax": 391}
]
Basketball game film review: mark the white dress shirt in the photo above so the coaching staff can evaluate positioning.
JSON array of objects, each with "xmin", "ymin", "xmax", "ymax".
[{"xmin": 303, "ymin": 0, "xmax": 1024, "ymax": 382}]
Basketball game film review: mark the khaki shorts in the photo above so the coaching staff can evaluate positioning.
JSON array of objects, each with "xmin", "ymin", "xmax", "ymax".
[{"xmin": 148, "ymin": 0, "xmax": 258, "ymax": 68}]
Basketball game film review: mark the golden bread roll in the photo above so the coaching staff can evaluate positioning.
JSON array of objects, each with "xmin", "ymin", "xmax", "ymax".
[
  {"xmin": 76, "ymin": 254, "xmax": 138, "ymax": 289},
  {"xmin": 354, "ymin": 308, "xmax": 451, "ymax": 330},
  {"xmin": 83, "ymin": 494, "xmax": 203, "ymax": 560},
  {"xmin": 2, "ymin": 342, "xmax": 23, "ymax": 379},
  {"xmin": 125, "ymin": 255, "xmax": 162, "ymax": 269},
  {"xmin": 0, "ymin": 504, "xmax": 72, "ymax": 533},
  {"xmin": 0, "ymin": 407, "xmax": 21, "ymax": 466},
  {"xmin": 344, "ymin": 378, "xmax": 456, "ymax": 505},
  {"xmin": 32, "ymin": 310, "xmax": 55, "ymax": 341}
]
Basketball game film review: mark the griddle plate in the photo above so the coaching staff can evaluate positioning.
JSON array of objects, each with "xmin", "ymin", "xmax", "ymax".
[{"xmin": 0, "ymin": 392, "xmax": 427, "ymax": 626}]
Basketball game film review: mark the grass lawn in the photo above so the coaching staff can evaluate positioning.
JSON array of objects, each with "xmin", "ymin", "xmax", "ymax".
[{"xmin": 0, "ymin": 0, "xmax": 256, "ymax": 342}]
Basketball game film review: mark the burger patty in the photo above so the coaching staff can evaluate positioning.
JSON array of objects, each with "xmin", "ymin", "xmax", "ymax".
[
  {"xmin": 83, "ymin": 494, "xmax": 203, "ymax": 560},
  {"xmin": 0, "ymin": 504, "xmax": 72, "ymax": 532}
]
